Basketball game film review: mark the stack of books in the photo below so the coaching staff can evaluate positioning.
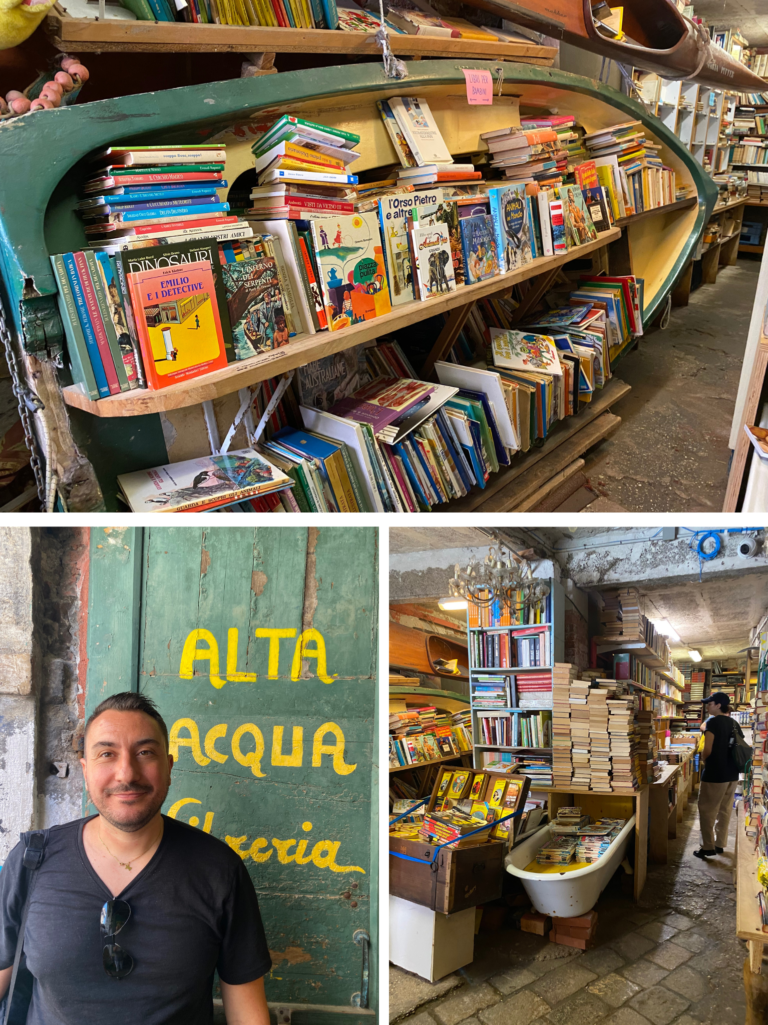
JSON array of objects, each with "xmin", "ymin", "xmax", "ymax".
[
  {"xmin": 607, "ymin": 692, "xmax": 638, "ymax": 792},
  {"xmin": 536, "ymin": 835, "xmax": 578, "ymax": 865},
  {"xmin": 584, "ymin": 120, "xmax": 676, "ymax": 215},
  {"xmin": 588, "ymin": 688, "xmax": 612, "ymax": 792},
  {"xmin": 516, "ymin": 671, "xmax": 553, "ymax": 709},
  {"xmin": 420, "ymin": 809, "xmax": 485, "ymax": 849},
  {"xmin": 569, "ymin": 678, "xmax": 591, "ymax": 788},
  {"xmin": 574, "ymin": 819, "xmax": 624, "ymax": 862},
  {"xmin": 552, "ymin": 663, "xmax": 577, "ymax": 787},
  {"xmin": 514, "ymin": 753, "xmax": 552, "ymax": 787}
]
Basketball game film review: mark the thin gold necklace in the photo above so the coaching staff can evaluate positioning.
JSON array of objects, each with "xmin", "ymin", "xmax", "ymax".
[{"xmin": 98, "ymin": 823, "xmax": 163, "ymax": 871}]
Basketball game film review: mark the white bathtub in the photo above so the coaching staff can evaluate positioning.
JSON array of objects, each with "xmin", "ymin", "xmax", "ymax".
[{"xmin": 505, "ymin": 816, "xmax": 636, "ymax": 918}]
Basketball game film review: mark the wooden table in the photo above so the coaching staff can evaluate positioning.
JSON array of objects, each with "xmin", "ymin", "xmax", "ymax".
[
  {"xmin": 649, "ymin": 764, "xmax": 680, "ymax": 864},
  {"xmin": 540, "ymin": 786, "xmax": 648, "ymax": 901}
]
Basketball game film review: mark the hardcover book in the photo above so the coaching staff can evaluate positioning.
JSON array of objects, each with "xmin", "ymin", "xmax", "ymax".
[
  {"xmin": 310, "ymin": 211, "xmax": 391, "ymax": 331},
  {"xmin": 117, "ymin": 448, "xmax": 292, "ymax": 512},
  {"xmin": 411, "ymin": 222, "xmax": 456, "ymax": 299},
  {"xmin": 117, "ymin": 238, "xmax": 235, "ymax": 363},
  {"xmin": 330, "ymin": 376, "xmax": 434, "ymax": 432},
  {"xmin": 126, "ymin": 259, "xmax": 229, "ymax": 390},
  {"xmin": 487, "ymin": 184, "xmax": 533, "ymax": 273},
  {"xmin": 377, "ymin": 99, "xmax": 418, "ymax": 167},
  {"xmin": 459, "ymin": 214, "xmax": 499, "ymax": 284},
  {"xmin": 492, "ymin": 330, "xmax": 563, "ymax": 377},
  {"xmin": 378, "ymin": 190, "xmax": 441, "ymax": 305},
  {"xmin": 220, "ymin": 254, "xmax": 289, "ymax": 359},
  {"xmin": 583, "ymin": 187, "xmax": 613, "ymax": 233},
  {"xmin": 388, "ymin": 96, "xmax": 452, "ymax": 167}
]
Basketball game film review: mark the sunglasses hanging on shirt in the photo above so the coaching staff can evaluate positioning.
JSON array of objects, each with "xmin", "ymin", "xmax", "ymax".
[{"xmin": 101, "ymin": 899, "xmax": 134, "ymax": 980}]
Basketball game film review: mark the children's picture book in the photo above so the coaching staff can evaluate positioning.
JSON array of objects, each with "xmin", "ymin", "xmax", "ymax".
[
  {"xmin": 559, "ymin": 184, "xmax": 598, "ymax": 247},
  {"xmin": 126, "ymin": 259, "xmax": 229, "ymax": 390},
  {"xmin": 412, "ymin": 222, "xmax": 456, "ymax": 299},
  {"xmin": 295, "ymin": 346, "xmax": 369, "ymax": 409},
  {"xmin": 117, "ymin": 238, "xmax": 235, "ymax": 363},
  {"xmin": 220, "ymin": 254, "xmax": 289, "ymax": 359},
  {"xmin": 388, "ymin": 96, "xmax": 452, "ymax": 167},
  {"xmin": 488, "ymin": 184, "xmax": 533, "ymax": 273},
  {"xmin": 379, "ymin": 190, "xmax": 441, "ymax": 304},
  {"xmin": 377, "ymin": 99, "xmax": 418, "ymax": 167},
  {"xmin": 330, "ymin": 376, "xmax": 434, "ymax": 432},
  {"xmin": 434, "ymin": 199, "xmax": 465, "ymax": 286},
  {"xmin": 492, "ymin": 330, "xmax": 563, "ymax": 377},
  {"xmin": 117, "ymin": 448, "xmax": 292, "ymax": 512},
  {"xmin": 310, "ymin": 212, "xmax": 391, "ymax": 330},
  {"xmin": 460, "ymin": 214, "xmax": 499, "ymax": 284}
]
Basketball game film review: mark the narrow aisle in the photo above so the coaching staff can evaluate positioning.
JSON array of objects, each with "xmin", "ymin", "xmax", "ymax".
[
  {"xmin": 390, "ymin": 797, "xmax": 747, "ymax": 1025},
  {"xmin": 578, "ymin": 259, "xmax": 761, "ymax": 513}
]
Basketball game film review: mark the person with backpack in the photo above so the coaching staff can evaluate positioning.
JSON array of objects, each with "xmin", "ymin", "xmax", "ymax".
[
  {"xmin": 0, "ymin": 692, "xmax": 272, "ymax": 1025},
  {"xmin": 694, "ymin": 691, "xmax": 751, "ymax": 860}
]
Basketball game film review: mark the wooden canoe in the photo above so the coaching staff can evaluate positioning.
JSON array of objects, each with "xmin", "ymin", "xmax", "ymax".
[
  {"xmin": 390, "ymin": 621, "xmax": 469, "ymax": 679},
  {"xmin": 461, "ymin": 0, "xmax": 768, "ymax": 92}
]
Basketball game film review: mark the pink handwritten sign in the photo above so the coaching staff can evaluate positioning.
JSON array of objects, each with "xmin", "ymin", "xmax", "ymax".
[{"xmin": 462, "ymin": 68, "xmax": 493, "ymax": 105}]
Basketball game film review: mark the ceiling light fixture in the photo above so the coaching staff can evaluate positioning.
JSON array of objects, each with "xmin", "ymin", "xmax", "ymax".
[
  {"xmin": 437, "ymin": 598, "xmax": 468, "ymax": 611},
  {"xmin": 654, "ymin": 619, "xmax": 682, "ymax": 644},
  {"xmin": 448, "ymin": 539, "xmax": 550, "ymax": 613},
  {"xmin": 688, "ymin": 649, "xmax": 702, "ymax": 662}
]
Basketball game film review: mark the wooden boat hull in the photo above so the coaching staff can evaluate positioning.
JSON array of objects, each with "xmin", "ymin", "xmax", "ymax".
[
  {"xmin": 462, "ymin": 0, "xmax": 768, "ymax": 92},
  {"xmin": 390, "ymin": 621, "xmax": 469, "ymax": 679}
]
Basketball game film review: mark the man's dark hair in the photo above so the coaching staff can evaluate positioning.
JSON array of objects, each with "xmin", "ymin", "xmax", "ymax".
[{"xmin": 85, "ymin": 692, "xmax": 169, "ymax": 750}]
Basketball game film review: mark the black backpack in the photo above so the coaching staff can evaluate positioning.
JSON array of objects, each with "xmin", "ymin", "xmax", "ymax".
[
  {"xmin": 1, "ymin": 830, "xmax": 49, "ymax": 1025},
  {"xmin": 729, "ymin": 718, "xmax": 753, "ymax": 773}
]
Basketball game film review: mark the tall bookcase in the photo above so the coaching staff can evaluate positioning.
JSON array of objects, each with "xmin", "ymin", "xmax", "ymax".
[{"xmin": 466, "ymin": 578, "xmax": 564, "ymax": 772}]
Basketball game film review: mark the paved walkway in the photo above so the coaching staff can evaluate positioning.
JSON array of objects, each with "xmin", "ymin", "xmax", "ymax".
[{"xmin": 391, "ymin": 797, "xmax": 746, "ymax": 1025}]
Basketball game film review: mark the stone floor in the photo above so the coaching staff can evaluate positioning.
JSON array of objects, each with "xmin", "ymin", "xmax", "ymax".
[
  {"xmin": 575, "ymin": 258, "xmax": 761, "ymax": 512},
  {"xmin": 390, "ymin": 796, "xmax": 747, "ymax": 1025}
]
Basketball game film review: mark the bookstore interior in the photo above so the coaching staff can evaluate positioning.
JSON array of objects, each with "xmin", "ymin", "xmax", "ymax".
[
  {"xmin": 389, "ymin": 525, "xmax": 768, "ymax": 1024},
  {"xmin": 1, "ymin": 0, "xmax": 768, "ymax": 512}
]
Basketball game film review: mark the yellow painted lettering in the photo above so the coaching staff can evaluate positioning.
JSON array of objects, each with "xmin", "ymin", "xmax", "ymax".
[
  {"xmin": 255, "ymin": 628, "xmax": 297, "ymax": 678},
  {"xmin": 169, "ymin": 719, "xmax": 210, "ymax": 766},
  {"xmin": 272, "ymin": 839, "xmax": 297, "ymax": 864},
  {"xmin": 294, "ymin": 840, "xmax": 313, "ymax": 864},
  {"xmin": 310, "ymin": 840, "xmax": 364, "ymax": 874},
  {"xmin": 179, "ymin": 629, "xmax": 225, "ymax": 689},
  {"xmin": 204, "ymin": 723, "xmax": 229, "ymax": 764},
  {"xmin": 232, "ymin": 723, "xmax": 266, "ymax": 778},
  {"xmin": 249, "ymin": 838, "xmax": 272, "ymax": 862},
  {"xmin": 312, "ymin": 722, "xmax": 356, "ymax": 775},
  {"xmin": 291, "ymin": 628, "xmax": 336, "ymax": 684},
  {"xmin": 225, "ymin": 835, "xmax": 251, "ymax": 859},
  {"xmin": 226, "ymin": 628, "xmax": 257, "ymax": 682},
  {"xmin": 271, "ymin": 726, "xmax": 303, "ymax": 767},
  {"xmin": 202, "ymin": 812, "xmax": 214, "ymax": 833},
  {"xmin": 167, "ymin": 797, "xmax": 201, "ymax": 819}
]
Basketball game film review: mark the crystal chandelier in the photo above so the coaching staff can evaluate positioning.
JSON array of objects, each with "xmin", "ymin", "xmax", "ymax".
[{"xmin": 448, "ymin": 540, "xmax": 550, "ymax": 612}]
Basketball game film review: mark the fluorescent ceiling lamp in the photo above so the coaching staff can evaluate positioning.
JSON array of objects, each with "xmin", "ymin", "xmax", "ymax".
[
  {"xmin": 438, "ymin": 598, "xmax": 468, "ymax": 610},
  {"xmin": 654, "ymin": 619, "xmax": 682, "ymax": 644},
  {"xmin": 688, "ymin": 649, "xmax": 702, "ymax": 662}
]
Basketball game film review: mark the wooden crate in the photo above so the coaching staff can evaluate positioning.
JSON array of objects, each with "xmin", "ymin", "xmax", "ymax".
[{"xmin": 389, "ymin": 835, "xmax": 506, "ymax": 914}]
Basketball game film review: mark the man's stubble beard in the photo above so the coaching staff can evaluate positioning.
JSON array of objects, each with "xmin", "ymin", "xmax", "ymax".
[{"xmin": 89, "ymin": 778, "xmax": 171, "ymax": 833}]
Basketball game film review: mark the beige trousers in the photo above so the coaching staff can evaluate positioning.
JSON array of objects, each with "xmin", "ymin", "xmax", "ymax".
[{"xmin": 698, "ymin": 780, "xmax": 738, "ymax": 849}]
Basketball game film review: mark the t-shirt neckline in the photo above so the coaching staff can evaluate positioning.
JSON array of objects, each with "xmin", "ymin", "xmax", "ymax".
[{"xmin": 77, "ymin": 813, "xmax": 170, "ymax": 901}]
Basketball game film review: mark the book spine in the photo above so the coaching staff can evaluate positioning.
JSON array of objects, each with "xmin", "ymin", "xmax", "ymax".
[
  {"xmin": 114, "ymin": 202, "xmax": 230, "ymax": 222},
  {"xmin": 60, "ymin": 254, "xmax": 111, "ymax": 399},
  {"xmin": 282, "ymin": 224, "xmax": 319, "ymax": 332},
  {"xmin": 336, "ymin": 441, "xmax": 370, "ymax": 512},
  {"xmin": 84, "ymin": 251, "xmax": 130, "ymax": 392},
  {"xmin": 249, "ymin": 197, "xmax": 354, "ymax": 214},
  {"xmin": 128, "ymin": 215, "xmax": 238, "ymax": 236},
  {"xmin": 111, "ymin": 255, "xmax": 147, "ymax": 388},
  {"xmin": 307, "ymin": 0, "xmax": 325, "ymax": 27},
  {"xmin": 320, "ymin": 0, "xmax": 337, "ymax": 29},
  {"xmin": 324, "ymin": 451, "xmax": 352, "ymax": 512},
  {"xmin": 488, "ymin": 191, "xmax": 507, "ymax": 273},
  {"xmin": 303, "ymin": 227, "xmax": 329, "ymax": 330},
  {"xmin": 50, "ymin": 256, "xmax": 101, "ymax": 401},
  {"xmin": 72, "ymin": 252, "xmax": 121, "ymax": 395}
]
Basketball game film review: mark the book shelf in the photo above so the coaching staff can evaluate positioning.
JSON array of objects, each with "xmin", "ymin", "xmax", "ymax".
[
  {"xmin": 0, "ymin": 60, "xmax": 717, "ymax": 511},
  {"xmin": 466, "ymin": 578, "xmax": 564, "ymax": 779},
  {"xmin": 44, "ymin": 7, "xmax": 558, "ymax": 61}
]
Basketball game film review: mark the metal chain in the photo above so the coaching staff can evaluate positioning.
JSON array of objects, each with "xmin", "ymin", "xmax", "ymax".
[{"xmin": 0, "ymin": 297, "xmax": 47, "ymax": 510}]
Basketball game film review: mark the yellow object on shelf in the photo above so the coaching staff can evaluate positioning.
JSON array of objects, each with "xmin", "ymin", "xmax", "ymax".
[{"xmin": 0, "ymin": 0, "xmax": 57, "ymax": 50}]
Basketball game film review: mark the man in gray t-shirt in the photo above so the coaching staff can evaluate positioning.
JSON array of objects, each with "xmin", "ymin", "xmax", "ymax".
[{"xmin": 0, "ymin": 693, "xmax": 271, "ymax": 1025}]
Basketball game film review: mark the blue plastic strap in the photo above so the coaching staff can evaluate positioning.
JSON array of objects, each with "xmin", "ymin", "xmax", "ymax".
[
  {"xmin": 390, "ymin": 808, "xmax": 524, "ymax": 866},
  {"xmin": 388, "ymin": 798, "xmax": 429, "ymax": 827}
]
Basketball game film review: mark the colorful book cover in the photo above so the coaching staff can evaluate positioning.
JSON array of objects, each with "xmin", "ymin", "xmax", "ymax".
[
  {"xmin": 93, "ymin": 252, "xmax": 140, "ymax": 389},
  {"xmin": 434, "ymin": 199, "xmax": 465, "ymax": 286},
  {"xmin": 376, "ymin": 99, "xmax": 418, "ymax": 167},
  {"xmin": 126, "ymin": 259, "xmax": 229, "ymax": 390},
  {"xmin": 388, "ymin": 96, "xmax": 452, "ymax": 167},
  {"xmin": 295, "ymin": 346, "xmax": 369, "ymax": 409},
  {"xmin": 412, "ymin": 222, "xmax": 456, "ymax": 298},
  {"xmin": 118, "ymin": 238, "xmax": 235, "ymax": 363},
  {"xmin": 330, "ymin": 376, "xmax": 434, "ymax": 432},
  {"xmin": 460, "ymin": 214, "xmax": 499, "ymax": 284},
  {"xmin": 492, "ymin": 330, "xmax": 563, "ymax": 377},
  {"xmin": 378, "ymin": 190, "xmax": 441, "ymax": 304},
  {"xmin": 310, "ymin": 211, "xmax": 391, "ymax": 331},
  {"xmin": 488, "ymin": 184, "xmax": 533, "ymax": 273},
  {"xmin": 549, "ymin": 200, "xmax": 567, "ymax": 254},
  {"xmin": 558, "ymin": 184, "xmax": 598, "ymax": 247},
  {"xmin": 50, "ymin": 255, "xmax": 103, "ymax": 401},
  {"xmin": 220, "ymin": 254, "xmax": 289, "ymax": 359},
  {"xmin": 72, "ymin": 251, "xmax": 121, "ymax": 396},
  {"xmin": 117, "ymin": 448, "xmax": 291, "ymax": 512},
  {"xmin": 583, "ymin": 187, "xmax": 612, "ymax": 233}
]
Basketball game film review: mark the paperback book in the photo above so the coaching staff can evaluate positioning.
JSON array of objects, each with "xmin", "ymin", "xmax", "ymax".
[
  {"xmin": 487, "ymin": 184, "xmax": 533, "ymax": 273},
  {"xmin": 412, "ymin": 222, "xmax": 456, "ymax": 298}
]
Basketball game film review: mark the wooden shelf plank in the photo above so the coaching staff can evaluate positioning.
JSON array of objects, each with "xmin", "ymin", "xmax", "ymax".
[
  {"xmin": 45, "ymin": 10, "xmax": 558, "ymax": 60},
  {"xmin": 62, "ymin": 228, "xmax": 620, "ymax": 418},
  {"xmin": 614, "ymin": 196, "xmax": 697, "ymax": 227},
  {"xmin": 594, "ymin": 640, "xmax": 667, "ymax": 669},
  {"xmin": 389, "ymin": 753, "xmax": 466, "ymax": 774},
  {"xmin": 740, "ymin": 243, "xmax": 765, "ymax": 253}
]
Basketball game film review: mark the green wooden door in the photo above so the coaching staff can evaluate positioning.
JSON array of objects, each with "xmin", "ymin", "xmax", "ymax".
[{"xmin": 85, "ymin": 526, "xmax": 378, "ymax": 1023}]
